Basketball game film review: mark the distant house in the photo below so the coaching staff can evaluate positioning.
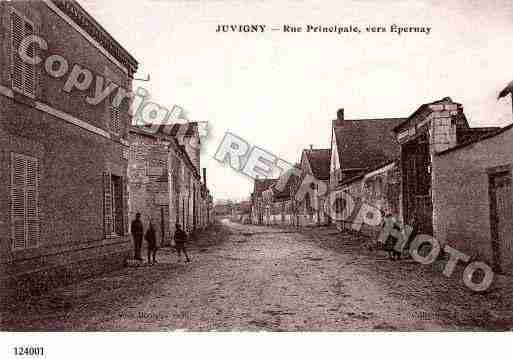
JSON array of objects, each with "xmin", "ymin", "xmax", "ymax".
[
  {"xmin": 250, "ymin": 178, "xmax": 277, "ymax": 224},
  {"xmin": 129, "ymin": 122, "xmax": 210, "ymax": 247},
  {"xmin": 214, "ymin": 201, "xmax": 235, "ymax": 217},
  {"xmin": 227, "ymin": 200, "xmax": 252, "ymax": 223},
  {"xmin": 329, "ymin": 108, "xmax": 405, "ymax": 232},
  {"xmin": 266, "ymin": 172, "xmax": 298, "ymax": 226},
  {"xmin": 291, "ymin": 147, "xmax": 331, "ymax": 226}
]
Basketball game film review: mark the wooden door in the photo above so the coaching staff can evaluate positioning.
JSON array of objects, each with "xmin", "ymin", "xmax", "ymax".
[
  {"xmin": 415, "ymin": 194, "xmax": 433, "ymax": 235},
  {"xmin": 490, "ymin": 171, "xmax": 513, "ymax": 273}
]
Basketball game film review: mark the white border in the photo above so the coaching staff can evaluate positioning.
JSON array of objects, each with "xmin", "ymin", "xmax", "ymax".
[{"xmin": 0, "ymin": 332, "xmax": 507, "ymax": 359}]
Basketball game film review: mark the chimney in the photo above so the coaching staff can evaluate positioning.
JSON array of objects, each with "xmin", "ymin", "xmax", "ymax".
[
  {"xmin": 309, "ymin": 144, "xmax": 313, "ymax": 150},
  {"xmin": 202, "ymin": 168, "xmax": 207, "ymax": 186},
  {"xmin": 337, "ymin": 108, "xmax": 344, "ymax": 121},
  {"xmin": 428, "ymin": 97, "xmax": 460, "ymax": 154}
]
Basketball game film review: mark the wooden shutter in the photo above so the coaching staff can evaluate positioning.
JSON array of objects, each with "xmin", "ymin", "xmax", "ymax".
[
  {"xmin": 25, "ymin": 157, "xmax": 40, "ymax": 248},
  {"xmin": 122, "ymin": 176, "xmax": 128, "ymax": 235},
  {"xmin": 103, "ymin": 172, "xmax": 113, "ymax": 237},
  {"xmin": 23, "ymin": 21, "xmax": 35, "ymax": 97},
  {"xmin": 10, "ymin": 10, "xmax": 36, "ymax": 97},
  {"xmin": 11, "ymin": 154, "xmax": 26, "ymax": 250},
  {"xmin": 110, "ymin": 105, "xmax": 121, "ymax": 133},
  {"xmin": 11, "ymin": 153, "xmax": 39, "ymax": 250},
  {"xmin": 10, "ymin": 11, "xmax": 23, "ymax": 92}
]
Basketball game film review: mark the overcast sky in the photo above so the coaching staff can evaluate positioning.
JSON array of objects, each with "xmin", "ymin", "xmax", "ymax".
[{"xmin": 82, "ymin": 0, "xmax": 513, "ymax": 202}]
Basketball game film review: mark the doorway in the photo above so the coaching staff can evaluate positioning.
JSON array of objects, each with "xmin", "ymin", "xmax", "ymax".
[
  {"xmin": 489, "ymin": 169, "xmax": 513, "ymax": 273},
  {"xmin": 401, "ymin": 133, "xmax": 433, "ymax": 234}
]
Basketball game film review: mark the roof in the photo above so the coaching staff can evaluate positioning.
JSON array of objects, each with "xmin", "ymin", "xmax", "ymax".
[
  {"xmin": 392, "ymin": 97, "xmax": 463, "ymax": 133},
  {"xmin": 333, "ymin": 118, "xmax": 404, "ymax": 172},
  {"xmin": 253, "ymin": 178, "xmax": 278, "ymax": 196},
  {"xmin": 438, "ymin": 124, "xmax": 510, "ymax": 156},
  {"xmin": 456, "ymin": 127, "xmax": 501, "ymax": 145},
  {"xmin": 304, "ymin": 149, "xmax": 331, "ymax": 180},
  {"xmin": 336, "ymin": 159, "xmax": 397, "ymax": 188},
  {"xmin": 272, "ymin": 172, "xmax": 300, "ymax": 201}
]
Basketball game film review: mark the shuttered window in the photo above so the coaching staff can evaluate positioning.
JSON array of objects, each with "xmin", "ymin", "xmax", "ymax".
[
  {"xmin": 110, "ymin": 105, "xmax": 121, "ymax": 134},
  {"xmin": 103, "ymin": 173, "xmax": 126, "ymax": 237},
  {"xmin": 103, "ymin": 172, "xmax": 113, "ymax": 237},
  {"xmin": 10, "ymin": 9, "xmax": 36, "ymax": 98},
  {"xmin": 11, "ymin": 153, "xmax": 40, "ymax": 250},
  {"xmin": 111, "ymin": 175, "xmax": 124, "ymax": 236}
]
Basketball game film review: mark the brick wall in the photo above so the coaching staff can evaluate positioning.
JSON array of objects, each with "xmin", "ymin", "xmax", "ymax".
[
  {"xmin": 0, "ymin": 2, "xmax": 134, "ymax": 302},
  {"xmin": 1, "ymin": 2, "xmax": 131, "ymax": 135},
  {"xmin": 128, "ymin": 132, "xmax": 171, "ymax": 245}
]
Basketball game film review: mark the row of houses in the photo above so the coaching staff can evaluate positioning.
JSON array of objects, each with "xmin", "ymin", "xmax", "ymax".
[
  {"xmin": 0, "ymin": 1, "xmax": 213, "ymax": 304},
  {"xmin": 251, "ymin": 97, "xmax": 513, "ymax": 275},
  {"xmin": 128, "ymin": 123, "xmax": 213, "ymax": 247}
]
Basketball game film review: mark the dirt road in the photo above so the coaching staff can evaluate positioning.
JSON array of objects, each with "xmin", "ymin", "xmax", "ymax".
[{"xmin": 2, "ymin": 220, "xmax": 512, "ymax": 331}]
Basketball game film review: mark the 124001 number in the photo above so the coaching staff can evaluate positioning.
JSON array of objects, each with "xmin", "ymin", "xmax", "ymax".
[{"xmin": 13, "ymin": 347, "xmax": 44, "ymax": 356}]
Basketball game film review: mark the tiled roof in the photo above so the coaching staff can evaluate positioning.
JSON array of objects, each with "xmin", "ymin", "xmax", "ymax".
[
  {"xmin": 456, "ymin": 127, "xmax": 501, "ymax": 145},
  {"xmin": 272, "ymin": 172, "xmax": 299, "ymax": 201},
  {"xmin": 305, "ymin": 149, "xmax": 331, "ymax": 180},
  {"xmin": 438, "ymin": 124, "xmax": 509, "ymax": 156},
  {"xmin": 253, "ymin": 178, "xmax": 278, "ymax": 196},
  {"xmin": 333, "ymin": 118, "xmax": 404, "ymax": 172}
]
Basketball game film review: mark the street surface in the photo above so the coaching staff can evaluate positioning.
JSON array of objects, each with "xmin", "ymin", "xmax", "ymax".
[{"xmin": 2, "ymin": 220, "xmax": 513, "ymax": 331}]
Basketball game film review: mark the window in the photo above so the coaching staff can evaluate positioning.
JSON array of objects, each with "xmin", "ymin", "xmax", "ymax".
[
  {"xmin": 103, "ymin": 173, "xmax": 125, "ymax": 237},
  {"xmin": 110, "ymin": 105, "xmax": 121, "ymax": 134},
  {"xmin": 111, "ymin": 175, "xmax": 124, "ymax": 236},
  {"xmin": 11, "ymin": 153, "xmax": 40, "ymax": 250},
  {"xmin": 10, "ymin": 9, "xmax": 36, "ymax": 98}
]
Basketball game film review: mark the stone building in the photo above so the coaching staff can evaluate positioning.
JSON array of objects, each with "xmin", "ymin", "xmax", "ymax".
[
  {"xmin": 291, "ymin": 147, "xmax": 331, "ymax": 226},
  {"xmin": 250, "ymin": 178, "xmax": 277, "ymax": 224},
  {"xmin": 392, "ymin": 97, "xmax": 499, "ymax": 233},
  {"xmin": 268, "ymin": 173, "xmax": 297, "ymax": 226},
  {"xmin": 329, "ymin": 108, "xmax": 404, "ymax": 231},
  {"xmin": 129, "ymin": 122, "xmax": 211, "ymax": 247},
  {"xmin": 333, "ymin": 160, "xmax": 401, "ymax": 236},
  {"xmin": 167, "ymin": 127, "xmax": 205, "ymax": 234},
  {"xmin": 0, "ymin": 0, "xmax": 138, "ymax": 302},
  {"xmin": 128, "ymin": 126, "xmax": 176, "ymax": 246},
  {"xmin": 432, "ymin": 124, "xmax": 513, "ymax": 274},
  {"xmin": 389, "ymin": 97, "xmax": 510, "ymax": 272}
]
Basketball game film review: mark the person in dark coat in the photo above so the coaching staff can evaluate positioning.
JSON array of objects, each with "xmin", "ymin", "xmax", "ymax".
[
  {"xmin": 145, "ymin": 220, "xmax": 158, "ymax": 265},
  {"xmin": 130, "ymin": 213, "xmax": 144, "ymax": 261},
  {"xmin": 174, "ymin": 223, "xmax": 190, "ymax": 263},
  {"xmin": 382, "ymin": 213, "xmax": 403, "ymax": 261}
]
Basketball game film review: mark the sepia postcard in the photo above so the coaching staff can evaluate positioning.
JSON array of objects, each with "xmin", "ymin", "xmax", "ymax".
[{"xmin": 1, "ymin": 0, "xmax": 512, "ymax": 357}]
